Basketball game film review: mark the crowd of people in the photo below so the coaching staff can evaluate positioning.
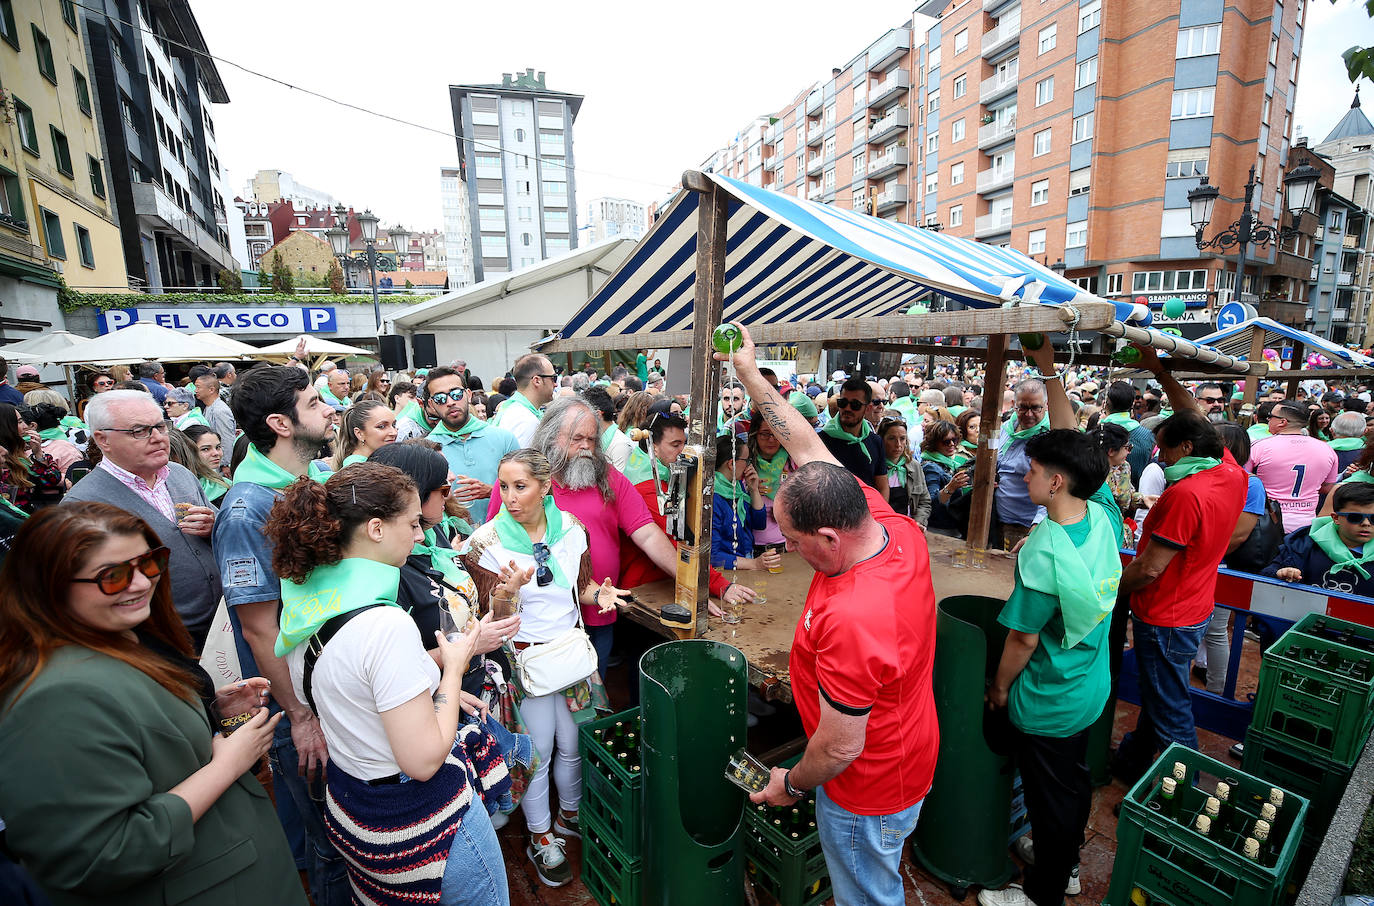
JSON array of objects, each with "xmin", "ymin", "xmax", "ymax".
[{"xmin": 0, "ymin": 330, "xmax": 1370, "ymax": 906}]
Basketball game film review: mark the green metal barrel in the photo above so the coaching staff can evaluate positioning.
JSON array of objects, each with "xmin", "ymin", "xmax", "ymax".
[{"xmin": 639, "ymin": 639, "xmax": 748, "ymax": 906}]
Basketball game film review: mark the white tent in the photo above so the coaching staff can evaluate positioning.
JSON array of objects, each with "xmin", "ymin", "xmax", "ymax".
[
  {"xmin": 40, "ymin": 323, "xmax": 259, "ymax": 366},
  {"xmin": 190, "ymin": 331, "xmax": 266, "ymax": 358},
  {"xmin": 255, "ymin": 335, "xmax": 374, "ymax": 362},
  {"xmin": 0, "ymin": 331, "xmax": 83, "ymax": 363}
]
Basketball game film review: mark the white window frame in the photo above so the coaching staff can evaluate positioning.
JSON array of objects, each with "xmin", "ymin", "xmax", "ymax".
[
  {"xmin": 1176, "ymin": 24, "xmax": 1221, "ymax": 58},
  {"xmin": 949, "ymin": 204, "xmax": 964, "ymax": 227},
  {"xmin": 1031, "ymin": 179, "xmax": 1049, "ymax": 206},
  {"xmin": 1033, "ymin": 128, "xmax": 1052, "ymax": 156},
  {"xmin": 954, "ymin": 29, "xmax": 968, "ymax": 55},
  {"xmin": 951, "ymin": 118, "xmax": 966, "ymax": 143},
  {"xmin": 927, "ymin": 131, "xmax": 938, "ymax": 153},
  {"xmin": 1066, "ymin": 221, "xmax": 1087, "ymax": 247},
  {"xmin": 949, "ymin": 161, "xmax": 965, "ymax": 185},
  {"xmin": 1076, "ymin": 57, "xmax": 1098, "ymax": 89},
  {"xmin": 1038, "ymin": 23, "xmax": 1057, "ymax": 55},
  {"xmin": 953, "ymin": 74, "xmax": 967, "ymax": 98},
  {"xmin": 1171, "ymin": 87, "xmax": 1215, "ymax": 119},
  {"xmin": 1072, "ymin": 112, "xmax": 1094, "ymax": 142},
  {"xmin": 1079, "ymin": 0, "xmax": 1101, "ymax": 33},
  {"xmin": 1028, "ymin": 228, "xmax": 1047, "ymax": 254},
  {"xmin": 1107, "ymin": 273, "xmax": 1123, "ymax": 295},
  {"xmin": 928, "ymin": 89, "xmax": 941, "ymax": 113},
  {"xmin": 1035, "ymin": 76, "xmax": 1054, "ymax": 107}
]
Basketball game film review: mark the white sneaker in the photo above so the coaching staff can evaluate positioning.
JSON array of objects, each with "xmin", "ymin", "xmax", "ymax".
[
  {"xmin": 979, "ymin": 884, "xmax": 1031, "ymax": 906},
  {"xmin": 527, "ymin": 833, "xmax": 572, "ymax": 887},
  {"xmin": 1011, "ymin": 836, "xmax": 1081, "ymax": 896}
]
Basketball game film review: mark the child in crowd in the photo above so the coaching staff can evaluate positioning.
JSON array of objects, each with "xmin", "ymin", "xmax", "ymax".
[
  {"xmin": 710, "ymin": 434, "xmax": 776, "ymax": 571},
  {"xmin": 1263, "ymin": 482, "xmax": 1374, "ymax": 598}
]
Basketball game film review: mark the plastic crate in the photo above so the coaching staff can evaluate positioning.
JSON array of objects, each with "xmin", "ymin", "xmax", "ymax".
[
  {"xmin": 1242, "ymin": 726, "xmax": 1354, "ymax": 842},
  {"xmin": 582, "ymin": 811, "xmax": 641, "ymax": 906},
  {"xmin": 743, "ymin": 815, "xmax": 831, "ymax": 906},
  {"xmin": 1252, "ymin": 627, "xmax": 1374, "ymax": 765},
  {"xmin": 1290, "ymin": 613, "xmax": 1374, "ymax": 653},
  {"xmin": 578, "ymin": 707, "xmax": 642, "ymax": 860},
  {"xmin": 1104, "ymin": 744, "xmax": 1309, "ymax": 906}
]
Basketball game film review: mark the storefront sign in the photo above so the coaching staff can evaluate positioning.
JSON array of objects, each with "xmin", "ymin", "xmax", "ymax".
[
  {"xmin": 98, "ymin": 306, "xmax": 338, "ymax": 335},
  {"xmin": 1133, "ymin": 292, "xmax": 1211, "ymax": 310}
]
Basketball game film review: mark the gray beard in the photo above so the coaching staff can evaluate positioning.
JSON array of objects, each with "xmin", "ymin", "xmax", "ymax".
[{"xmin": 561, "ymin": 451, "xmax": 603, "ymax": 490}]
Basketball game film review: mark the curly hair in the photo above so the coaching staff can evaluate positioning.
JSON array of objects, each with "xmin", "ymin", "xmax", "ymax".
[{"xmin": 264, "ymin": 462, "xmax": 417, "ymax": 583}]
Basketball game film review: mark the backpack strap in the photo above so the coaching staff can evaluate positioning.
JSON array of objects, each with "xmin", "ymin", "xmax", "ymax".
[{"xmin": 302, "ymin": 604, "xmax": 388, "ymax": 717}]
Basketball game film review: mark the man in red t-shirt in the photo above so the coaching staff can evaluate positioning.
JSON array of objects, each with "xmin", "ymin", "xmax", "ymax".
[
  {"xmin": 1114, "ymin": 349, "xmax": 1248, "ymax": 782},
  {"xmin": 727, "ymin": 328, "xmax": 938, "ymax": 906}
]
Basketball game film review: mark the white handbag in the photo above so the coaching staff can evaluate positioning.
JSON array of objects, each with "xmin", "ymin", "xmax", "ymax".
[{"xmin": 510, "ymin": 604, "xmax": 598, "ymax": 697}]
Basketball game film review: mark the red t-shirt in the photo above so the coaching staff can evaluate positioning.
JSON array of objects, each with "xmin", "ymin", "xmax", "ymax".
[
  {"xmin": 789, "ymin": 484, "xmax": 939, "ymax": 815},
  {"xmin": 619, "ymin": 479, "xmax": 731, "ymax": 598},
  {"xmin": 1131, "ymin": 449, "xmax": 1248, "ymax": 627}
]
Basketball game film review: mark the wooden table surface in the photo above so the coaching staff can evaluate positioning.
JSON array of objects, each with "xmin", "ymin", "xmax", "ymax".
[{"xmin": 620, "ymin": 531, "xmax": 1017, "ymax": 703}]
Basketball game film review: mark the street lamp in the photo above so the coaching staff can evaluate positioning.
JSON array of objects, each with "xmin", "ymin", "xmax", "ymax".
[
  {"xmin": 1187, "ymin": 161, "xmax": 1320, "ymax": 303},
  {"xmin": 1050, "ymin": 259, "xmax": 1067, "ymax": 277},
  {"xmin": 327, "ymin": 206, "xmax": 386, "ymax": 332},
  {"xmin": 389, "ymin": 225, "xmax": 411, "ymax": 270}
]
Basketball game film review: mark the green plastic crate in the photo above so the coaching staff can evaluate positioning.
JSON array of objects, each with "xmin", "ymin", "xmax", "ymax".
[
  {"xmin": 582, "ymin": 811, "xmax": 641, "ymax": 906},
  {"xmin": 1242, "ymin": 726, "xmax": 1354, "ymax": 843},
  {"xmin": 741, "ymin": 755, "xmax": 830, "ymax": 906},
  {"xmin": 1104, "ymin": 744, "xmax": 1309, "ymax": 906},
  {"xmin": 1252, "ymin": 625, "xmax": 1374, "ymax": 765},
  {"xmin": 578, "ymin": 707, "xmax": 642, "ymax": 860},
  {"xmin": 1291, "ymin": 613, "xmax": 1374, "ymax": 653}
]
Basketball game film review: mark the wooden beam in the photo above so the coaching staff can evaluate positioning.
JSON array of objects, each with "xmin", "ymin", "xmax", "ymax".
[
  {"xmin": 1244, "ymin": 327, "xmax": 1265, "ymax": 403},
  {"xmin": 966, "ymin": 334, "xmax": 1007, "ymax": 552},
  {"xmin": 1285, "ymin": 341, "xmax": 1305, "ymax": 398},
  {"xmin": 829, "ymin": 340, "xmax": 1117, "ymax": 367}
]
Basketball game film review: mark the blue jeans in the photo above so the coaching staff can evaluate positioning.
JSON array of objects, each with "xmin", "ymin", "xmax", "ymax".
[
  {"xmin": 441, "ymin": 802, "xmax": 509, "ymax": 906},
  {"xmin": 815, "ymin": 785, "xmax": 923, "ymax": 906},
  {"xmin": 1117, "ymin": 616, "xmax": 1209, "ymax": 771},
  {"xmin": 269, "ymin": 720, "xmax": 353, "ymax": 906},
  {"xmin": 587, "ymin": 623, "xmax": 614, "ymax": 676}
]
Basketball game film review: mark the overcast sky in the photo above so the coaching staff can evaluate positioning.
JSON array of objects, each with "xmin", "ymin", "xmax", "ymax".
[{"xmin": 188, "ymin": 0, "xmax": 1370, "ymax": 232}]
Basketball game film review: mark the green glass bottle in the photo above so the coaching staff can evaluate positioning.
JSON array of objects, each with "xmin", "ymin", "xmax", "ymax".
[{"xmin": 1159, "ymin": 777, "xmax": 1182, "ymax": 822}]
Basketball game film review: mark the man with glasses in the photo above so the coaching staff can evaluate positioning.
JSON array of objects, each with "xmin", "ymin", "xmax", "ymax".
[
  {"xmin": 1195, "ymin": 383, "xmax": 1228, "ymax": 422},
  {"xmin": 1248, "ymin": 400, "xmax": 1340, "ymax": 533},
  {"xmin": 866, "ymin": 381, "xmax": 890, "ymax": 427},
  {"xmin": 1263, "ymin": 482, "xmax": 1374, "ymax": 599},
  {"xmin": 425, "ymin": 366, "xmax": 519, "ymax": 521},
  {"xmin": 493, "ymin": 353, "xmax": 558, "ymax": 447},
  {"xmin": 995, "ymin": 379, "xmax": 1051, "ymax": 550},
  {"xmin": 66, "ymin": 389, "xmax": 220, "ymax": 650},
  {"xmin": 820, "ymin": 377, "xmax": 889, "ymax": 501}
]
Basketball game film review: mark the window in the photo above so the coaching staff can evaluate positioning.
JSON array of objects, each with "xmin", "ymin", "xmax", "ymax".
[
  {"xmin": 1165, "ymin": 149, "xmax": 1209, "ymax": 178},
  {"xmin": 1076, "ymin": 57, "xmax": 1098, "ymax": 89},
  {"xmin": 1079, "ymin": 0, "xmax": 1101, "ymax": 33},
  {"xmin": 14, "ymin": 98, "xmax": 37, "ymax": 154},
  {"xmin": 74, "ymin": 224, "xmax": 94, "ymax": 267},
  {"xmin": 1038, "ymin": 23, "xmax": 1057, "ymax": 54},
  {"xmin": 1177, "ymin": 24, "xmax": 1221, "ymax": 58},
  {"xmin": 1072, "ymin": 112, "xmax": 1094, "ymax": 142},
  {"xmin": 0, "ymin": 0, "xmax": 16, "ymax": 49},
  {"xmin": 514, "ymin": 128, "xmax": 526, "ymax": 142},
  {"xmin": 39, "ymin": 207, "xmax": 64, "ymax": 258},
  {"xmin": 825, "ymin": 103, "xmax": 836, "ymax": 125},
  {"xmin": 1171, "ymin": 87, "xmax": 1215, "ymax": 119},
  {"xmin": 1028, "ymin": 229, "xmax": 1046, "ymax": 254},
  {"xmin": 0, "ymin": 165, "xmax": 25, "ymax": 223},
  {"xmin": 928, "ymin": 47, "xmax": 941, "ymax": 72},
  {"xmin": 1033, "ymin": 128, "xmax": 1052, "ymax": 156},
  {"xmin": 1268, "ymin": 34, "xmax": 1279, "ymax": 65},
  {"xmin": 949, "ymin": 204, "xmax": 963, "ymax": 227},
  {"xmin": 32, "ymin": 25, "xmax": 55, "ymax": 83},
  {"xmin": 824, "ymin": 136, "xmax": 836, "ymax": 158},
  {"xmin": 853, "ymin": 150, "xmax": 866, "ymax": 173},
  {"xmin": 928, "ymin": 89, "xmax": 940, "ymax": 113},
  {"xmin": 951, "ymin": 118, "xmax": 965, "ymax": 143},
  {"xmin": 1031, "ymin": 179, "xmax": 1049, "ymax": 206},
  {"xmin": 61, "ymin": 0, "xmax": 77, "ymax": 30},
  {"xmin": 954, "ymin": 29, "xmax": 968, "ymax": 54},
  {"xmin": 1107, "ymin": 273, "xmax": 1123, "ymax": 295},
  {"xmin": 73, "ymin": 68, "xmax": 91, "ymax": 115},
  {"xmin": 950, "ymin": 161, "xmax": 965, "ymax": 185},
  {"xmin": 521, "ymin": 232, "xmax": 531, "ymax": 246},
  {"xmin": 1330, "ymin": 210, "xmax": 1344, "ymax": 231},
  {"xmin": 925, "ymin": 172, "xmax": 938, "ymax": 193},
  {"xmin": 1131, "ymin": 269, "xmax": 1208, "ymax": 292},
  {"xmin": 927, "ymin": 131, "xmax": 938, "ymax": 153},
  {"xmin": 825, "ymin": 168, "xmax": 836, "ymax": 189},
  {"xmin": 953, "ymin": 74, "xmax": 967, "ymax": 98},
  {"xmin": 1066, "ymin": 220, "xmax": 1087, "ymax": 247},
  {"xmin": 1035, "ymin": 76, "xmax": 1054, "ymax": 106},
  {"xmin": 84, "ymin": 156, "xmax": 102, "ymax": 198},
  {"xmin": 853, "ymin": 83, "xmax": 866, "ymax": 104},
  {"xmin": 50, "ymin": 126, "xmax": 72, "ymax": 176}
]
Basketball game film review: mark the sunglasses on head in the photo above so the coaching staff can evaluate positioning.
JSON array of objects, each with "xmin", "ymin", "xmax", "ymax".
[
  {"xmin": 1336, "ymin": 512, "xmax": 1374, "ymax": 526},
  {"xmin": 532, "ymin": 542, "xmax": 554, "ymax": 587},
  {"xmin": 428, "ymin": 389, "xmax": 465, "ymax": 405},
  {"xmin": 836, "ymin": 398, "xmax": 867, "ymax": 411},
  {"xmin": 72, "ymin": 547, "xmax": 170, "ymax": 595}
]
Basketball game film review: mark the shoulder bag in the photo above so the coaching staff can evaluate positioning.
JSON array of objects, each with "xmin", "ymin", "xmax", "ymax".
[
  {"xmin": 1226, "ymin": 492, "xmax": 1285, "ymax": 575},
  {"xmin": 509, "ymin": 590, "xmax": 598, "ymax": 698}
]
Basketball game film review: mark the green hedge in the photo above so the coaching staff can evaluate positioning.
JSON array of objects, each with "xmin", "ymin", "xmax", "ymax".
[{"xmin": 61, "ymin": 292, "xmax": 433, "ymax": 314}]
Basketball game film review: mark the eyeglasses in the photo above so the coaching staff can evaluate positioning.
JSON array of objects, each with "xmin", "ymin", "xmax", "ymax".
[
  {"xmin": 532, "ymin": 542, "xmax": 554, "ymax": 587},
  {"xmin": 71, "ymin": 547, "xmax": 169, "ymax": 595},
  {"xmin": 536, "ymin": 373, "xmax": 557, "ymax": 381},
  {"xmin": 1016, "ymin": 404, "xmax": 1047, "ymax": 414},
  {"xmin": 940, "ymin": 437, "xmax": 960, "ymax": 446},
  {"xmin": 434, "ymin": 483, "xmax": 452, "ymax": 498},
  {"xmin": 835, "ymin": 398, "xmax": 867, "ymax": 411},
  {"xmin": 1336, "ymin": 512, "xmax": 1374, "ymax": 526},
  {"xmin": 102, "ymin": 423, "xmax": 170, "ymax": 440},
  {"xmin": 1199, "ymin": 396, "xmax": 1225, "ymax": 404},
  {"xmin": 427, "ymin": 389, "xmax": 465, "ymax": 405}
]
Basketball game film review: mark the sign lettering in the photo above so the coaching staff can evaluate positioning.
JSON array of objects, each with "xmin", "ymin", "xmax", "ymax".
[{"xmin": 97, "ymin": 306, "xmax": 338, "ymax": 335}]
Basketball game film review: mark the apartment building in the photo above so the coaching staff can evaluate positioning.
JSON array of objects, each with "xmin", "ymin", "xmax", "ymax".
[
  {"xmin": 440, "ymin": 165, "xmax": 475, "ymax": 289},
  {"xmin": 1315, "ymin": 94, "xmax": 1374, "ymax": 346},
  {"xmin": 0, "ymin": 0, "xmax": 129, "ymax": 331},
  {"xmin": 915, "ymin": 0, "xmax": 1305, "ymax": 337},
  {"xmin": 448, "ymin": 69, "xmax": 581, "ymax": 281},
  {"xmin": 579, "ymin": 196, "xmax": 648, "ymax": 245}
]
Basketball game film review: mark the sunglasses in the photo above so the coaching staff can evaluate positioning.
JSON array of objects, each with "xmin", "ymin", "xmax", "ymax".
[
  {"xmin": 835, "ymin": 398, "xmax": 867, "ymax": 411},
  {"xmin": 434, "ymin": 483, "xmax": 452, "ymax": 498},
  {"xmin": 93, "ymin": 380, "xmax": 114, "ymax": 388},
  {"xmin": 71, "ymin": 547, "xmax": 169, "ymax": 595},
  {"xmin": 532, "ymin": 542, "xmax": 554, "ymax": 587},
  {"xmin": 1336, "ymin": 512, "xmax": 1374, "ymax": 526},
  {"xmin": 427, "ymin": 389, "xmax": 465, "ymax": 405}
]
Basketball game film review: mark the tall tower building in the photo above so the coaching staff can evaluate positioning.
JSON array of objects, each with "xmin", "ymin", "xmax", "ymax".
[
  {"xmin": 579, "ymin": 197, "xmax": 648, "ymax": 245},
  {"xmin": 448, "ymin": 69, "xmax": 582, "ymax": 282},
  {"xmin": 440, "ymin": 165, "xmax": 474, "ymax": 289},
  {"xmin": 1314, "ymin": 93, "xmax": 1374, "ymax": 346}
]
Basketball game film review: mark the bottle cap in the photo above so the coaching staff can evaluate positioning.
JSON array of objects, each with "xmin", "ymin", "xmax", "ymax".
[
  {"xmin": 1215, "ymin": 781, "xmax": 1231, "ymax": 801},
  {"xmin": 1172, "ymin": 761, "xmax": 1188, "ymax": 781},
  {"xmin": 1244, "ymin": 838, "xmax": 1260, "ymax": 859},
  {"xmin": 1161, "ymin": 777, "xmax": 1177, "ymax": 795},
  {"xmin": 1254, "ymin": 819, "xmax": 1271, "ymax": 840},
  {"xmin": 1195, "ymin": 814, "xmax": 1211, "ymax": 834},
  {"xmin": 1130, "ymin": 889, "xmax": 1149, "ymax": 906},
  {"xmin": 1204, "ymin": 796, "xmax": 1220, "ymax": 817},
  {"xmin": 1260, "ymin": 803, "xmax": 1277, "ymax": 822},
  {"xmin": 1269, "ymin": 788, "xmax": 1284, "ymax": 807}
]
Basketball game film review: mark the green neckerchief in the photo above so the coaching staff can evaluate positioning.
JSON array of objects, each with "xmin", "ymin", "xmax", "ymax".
[
  {"xmin": 59, "ymin": 414, "xmax": 86, "ymax": 432},
  {"xmin": 397, "ymin": 400, "xmax": 427, "ymax": 426},
  {"xmin": 1309, "ymin": 516, "xmax": 1374, "ymax": 581},
  {"xmin": 714, "ymin": 470, "xmax": 750, "ymax": 527},
  {"xmin": 922, "ymin": 449, "xmax": 965, "ymax": 470},
  {"xmin": 1248, "ymin": 424, "xmax": 1271, "ymax": 441},
  {"xmin": 1316, "ymin": 430, "xmax": 1332, "ymax": 442},
  {"xmin": 601, "ymin": 424, "xmax": 654, "ymax": 483},
  {"xmin": 414, "ymin": 526, "xmax": 467, "ymax": 588},
  {"xmin": 1102, "ymin": 412, "xmax": 1141, "ymax": 432},
  {"xmin": 947, "ymin": 405, "xmax": 967, "ymax": 418},
  {"xmin": 1162, "ymin": 456, "xmax": 1222, "ymax": 483},
  {"xmin": 1017, "ymin": 501, "xmax": 1121, "ymax": 648},
  {"xmin": 1330, "ymin": 437, "xmax": 1365, "ymax": 452},
  {"xmin": 174, "ymin": 411, "xmax": 209, "ymax": 430},
  {"xmin": 429, "ymin": 416, "xmax": 487, "ymax": 441},
  {"xmin": 497, "ymin": 390, "xmax": 542, "ymax": 424},
  {"xmin": 753, "ymin": 448, "xmax": 789, "ymax": 498},
  {"xmin": 200, "ymin": 476, "xmax": 228, "ymax": 503},
  {"xmin": 341, "ymin": 453, "xmax": 368, "ymax": 467},
  {"xmin": 37, "ymin": 427, "xmax": 65, "ymax": 442},
  {"xmin": 319, "ymin": 387, "xmax": 346, "ymax": 409},
  {"xmin": 1346, "ymin": 470, "xmax": 1374, "ymax": 486},
  {"xmin": 0, "ymin": 494, "xmax": 27, "ymax": 521},
  {"xmin": 276, "ymin": 558, "xmax": 402, "ymax": 656},
  {"xmin": 1005, "ymin": 415, "xmax": 1050, "ymax": 443},
  {"xmin": 821, "ymin": 417, "xmax": 873, "ymax": 463},
  {"xmin": 961, "ymin": 439, "xmax": 978, "ymax": 455},
  {"xmin": 234, "ymin": 443, "xmax": 328, "ymax": 490},
  {"xmin": 493, "ymin": 495, "xmax": 573, "ymax": 588},
  {"xmin": 653, "ymin": 457, "xmax": 672, "ymax": 484}
]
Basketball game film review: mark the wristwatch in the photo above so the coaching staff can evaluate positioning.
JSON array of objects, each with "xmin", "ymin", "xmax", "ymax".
[{"xmin": 783, "ymin": 770, "xmax": 806, "ymax": 799}]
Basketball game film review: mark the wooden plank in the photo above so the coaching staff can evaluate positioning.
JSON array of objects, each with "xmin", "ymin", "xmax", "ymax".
[
  {"xmin": 830, "ymin": 340, "xmax": 1118, "ymax": 366},
  {"xmin": 1285, "ymin": 341, "xmax": 1305, "ymax": 398},
  {"xmin": 966, "ymin": 333, "xmax": 1008, "ymax": 551},
  {"xmin": 1244, "ymin": 326, "xmax": 1266, "ymax": 403}
]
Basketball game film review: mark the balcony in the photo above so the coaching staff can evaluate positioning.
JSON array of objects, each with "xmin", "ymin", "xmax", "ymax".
[
  {"xmin": 976, "ymin": 166, "xmax": 1015, "ymax": 194},
  {"xmin": 980, "ymin": 67, "xmax": 1019, "ymax": 104},
  {"xmin": 974, "ymin": 212, "xmax": 1014, "ymax": 238},
  {"xmin": 1253, "ymin": 298, "xmax": 1308, "ymax": 327},
  {"xmin": 868, "ymin": 70, "xmax": 911, "ymax": 108},
  {"xmin": 874, "ymin": 185, "xmax": 909, "ymax": 212},
  {"xmin": 867, "ymin": 145, "xmax": 910, "ymax": 178},
  {"xmin": 1333, "ymin": 309, "xmax": 1350, "ymax": 322},
  {"xmin": 807, "ymin": 121, "xmax": 825, "ymax": 146},
  {"xmin": 1338, "ymin": 271, "xmax": 1354, "ymax": 286},
  {"xmin": 1344, "ymin": 234, "xmax": 1358, "ymax": 248},
  {"xmin": 984, "ymin": 0, "xmax": 1018, "ymax": 9},
  {"xmin": 130, "ymin": 181, "xmax": 235, "ymax": 270},
  {"xmin": 806, "ymin": 89, "xmax": 823, "ymax": 115},
  {"xmin": 868, "ymin": 107, "xmax": 909, "ymax": 143},
  {"xmin": 868, "ymin": 27, "xmax": 912, "ymax": 72},
  {"xmin": 981, "ymin": 17, "xmax": 1022, "ymax": 58},
  {"xmin": 977, "ymin": 116, "xmax": 1017, "ymax": 148},
  {"xmin": 769, "ymin": 154, "xmax": 785, "ymax": 171},
  {"xmin": 807, "ymin": 155, "xmax": 824, "ymax": 175}
]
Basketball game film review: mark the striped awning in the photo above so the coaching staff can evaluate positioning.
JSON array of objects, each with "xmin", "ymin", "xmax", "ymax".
[
  {"xmin": 1188, "ymin": 317, "xmax": 1373, "ymax": 369},
  {"xmin": 543, "ymin": 172, "xmax": 1141, "ymax": 344}
]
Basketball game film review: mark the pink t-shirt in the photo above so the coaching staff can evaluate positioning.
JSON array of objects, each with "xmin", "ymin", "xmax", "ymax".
[
  {"xmin": 487, "ymin": 464, "xmax": 653, "ymax": 626},
  {"xmin": 1246, "ymin": 434, "xmax": 1340, "ymax": 532}
]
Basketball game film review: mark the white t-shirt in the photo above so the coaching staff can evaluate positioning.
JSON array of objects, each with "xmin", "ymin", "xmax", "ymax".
[
  {"xmin": 287, "ymin": 606, "xmax": 439, "ymax": 781},
  {"xmin": 477, "ymin": 528, "xmax": 586, "ymax": 644},
  {"xmin": 494, "ymin": 400, "xmax": 540, "ymax": 448}
]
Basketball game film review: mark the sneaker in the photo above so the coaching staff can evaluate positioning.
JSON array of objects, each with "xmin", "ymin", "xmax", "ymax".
[
  {"xmin": 553, "ymin": 810, "xmax": 581, "ymax": 839},
  {"xmin": 978, "ymin": 884, "xmax": 1031, "ymax": 906},
  {"xmin": 527, "ymin": 833, "xmax": 572, "ymax": 887},
  {"xmin": 1229, "ymin": 741, "xmax": 1245, "ymax": 760},
  {"xmin": 1010, "ymin": 836, "xmax": 1080, "ymax": 896}
]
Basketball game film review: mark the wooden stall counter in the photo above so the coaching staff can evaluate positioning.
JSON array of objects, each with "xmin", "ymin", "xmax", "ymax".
[{"xmin": 620, "ymin": 531, "xmax": 1016, "ymax": 704}]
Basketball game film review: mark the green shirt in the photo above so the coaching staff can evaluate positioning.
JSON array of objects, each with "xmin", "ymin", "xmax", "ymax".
[{"xmin": 997, "ymin": 482, "xmax": 1121, "ymax": 737}]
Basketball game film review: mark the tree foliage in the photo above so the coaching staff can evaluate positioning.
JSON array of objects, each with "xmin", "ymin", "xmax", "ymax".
[
  {"xmin": 328, "ymin": 259, "xmax": 345, "ymax": 295},
  {"xmin": 1335, "ymin": 0, "xmax": 1374, "ymax": 85},
  {"xmin": 270, "ymin": 252, "xmax": 295, "ymax": 294},
  {"xmin": 216, "ymin": 268, "xmax": 243, "ymax": 293}
]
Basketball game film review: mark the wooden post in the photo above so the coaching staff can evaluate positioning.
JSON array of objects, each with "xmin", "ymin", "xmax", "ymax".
[
  {"xmin": 681, "ymin": 172, "xmax": 728, "ymax": 637},
  {"xmin": 1244, "ymin": 325, "xmax": 1265, "ymax": 403},
  {"xmin": 966, "ymin": 334, "xmax": 1008, "ymax": 551},
  {"xmin": 1285, "ymin": 341, "xmax": 1305, "ymax": 399}
]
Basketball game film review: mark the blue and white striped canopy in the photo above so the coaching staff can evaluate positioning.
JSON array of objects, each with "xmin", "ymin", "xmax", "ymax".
[
  {"xmin": 547, "ymin": 173, "xmax": 1140, "ymax": 342},
  {"xmin": 1189, "ymin": 317, "xmax": 1373, "ymax": 369}
]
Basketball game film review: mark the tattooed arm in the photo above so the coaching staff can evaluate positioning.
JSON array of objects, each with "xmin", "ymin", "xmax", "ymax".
[{"xmin": 716, "ymin": 325, "xmax": 840, "ymax": 469}]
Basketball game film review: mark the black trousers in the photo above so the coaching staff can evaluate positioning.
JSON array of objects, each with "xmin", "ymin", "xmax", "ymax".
[{"xmin": 1011, "ymin": 725, "xmax": 1092, "ymax": 906}]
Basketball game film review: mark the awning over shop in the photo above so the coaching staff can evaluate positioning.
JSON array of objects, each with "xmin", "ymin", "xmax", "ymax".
[{"xmin": 1188, "ymin": 317, "xmax": 1373, "ymax": 369}]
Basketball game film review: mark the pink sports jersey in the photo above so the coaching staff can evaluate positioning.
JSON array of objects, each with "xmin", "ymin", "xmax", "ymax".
[{"xmin": 1247, "ymin": 435, "xmax": 1339, "ymax": 532}]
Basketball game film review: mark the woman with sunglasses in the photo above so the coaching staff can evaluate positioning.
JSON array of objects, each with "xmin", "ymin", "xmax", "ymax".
[
  {"xmin": 463, "ymin": 449, "xmax": 625, "ymax": 888},
  {"xmin": 0, "ymin": 502, "xmax": 301, "ymax": 905},
  {"xmin": 878, "ymin": 415, "xmax": 931, "ymax": 525},
  {"xmin": 331, "ymin": 399, "xmax": 399, "ymax": 470},
  {"xmin": 267, "ymin": 462, "xmax": 512, "ymax": 906},
  {"xmin": 922, "ymin": 420, "xmax": 972, "ymax": 536},
  {"xmin": 77, "ymin": 372, "xmax": 115, "ymax": 420}
]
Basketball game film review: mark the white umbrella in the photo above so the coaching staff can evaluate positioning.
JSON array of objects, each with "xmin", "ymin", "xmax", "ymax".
[
  {"xmin": 190, "ymin": 331, "xmax": 267, "ymax": 358},
  {"xmin": 1, "ymin": 330, "xmax": 85, "ymax": 363},
  {"xmin": 255, "ymin": 334, "xmax": 374, "ymax": 358},
  {"xmin": 40, "ymin": 323, "xmax": 259, "ymax": 366}
]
